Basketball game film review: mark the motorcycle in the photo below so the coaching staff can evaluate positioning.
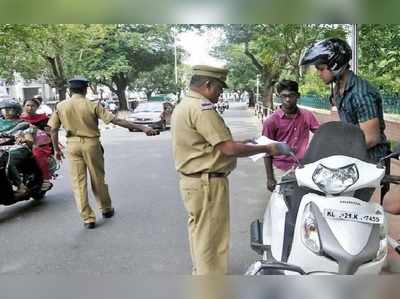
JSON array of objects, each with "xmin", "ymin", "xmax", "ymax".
[
  {"xmin": 246, "ymin": 121, "xmax": 400, "ymax": 275},
  {"xmin": 216, "ymin": 102, "xmax": 225, "ymax": 115},
  {"xmin": 0, "ymin": 134, "xmax": 58, "ymax": 206}
]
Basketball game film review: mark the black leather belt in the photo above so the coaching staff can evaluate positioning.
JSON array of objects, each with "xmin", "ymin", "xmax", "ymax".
[{"xmin": 181, "ymin": 172, "xmax": 227, "ymax": 178}]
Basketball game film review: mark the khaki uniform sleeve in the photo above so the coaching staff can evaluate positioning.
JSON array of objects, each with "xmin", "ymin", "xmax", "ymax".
[
  {"xmin": 48, "ymin": 109, "xmax": 61, "ymax": 129},
  {"xmin": 195, "ymin": 109, "xmax": 232, "ymax": 146},
  {"xmin": 94, "ymin": 103, "xmax": 115, "ymax": 124}
]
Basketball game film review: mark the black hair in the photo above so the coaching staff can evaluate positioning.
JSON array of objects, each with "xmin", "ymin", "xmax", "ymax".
[
  {"xmin": 189, "ymin": 75, "xmax": 212, "ymax": 88},
  {"xmin": 70, "ymin": 86, "xmax": 87, "ymax": 95},
  {"xmin": 23, "ymin": 98, "xmax": 41, "ymax": 107},
  {"xmin": 276, "ymin": 80, "xmax": 299, "ymax": 94}
]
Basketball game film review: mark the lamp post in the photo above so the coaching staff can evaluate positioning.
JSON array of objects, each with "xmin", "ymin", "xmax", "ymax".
[{"xmin": 256, "ymin": 74, "xmax": 261, "ymax": 103}]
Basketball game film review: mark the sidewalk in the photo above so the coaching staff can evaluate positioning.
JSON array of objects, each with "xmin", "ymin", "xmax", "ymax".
[{"xmin": 251, "ymin": 106, "xmax": 400, "ymax": 272}]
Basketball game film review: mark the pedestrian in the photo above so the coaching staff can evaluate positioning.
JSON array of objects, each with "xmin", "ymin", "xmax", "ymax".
[
  {"xmin": 48, "ymin": 76, "xmax": 159, "ymax": 229},
  {"xmin": 263, "ymin": 80, "xmax": 320, "ymax": 192},
  {"xmin": 171, "ymin": 65, "xmax": 292, "ymax": 275},
  {"xmin": 33, "ymin": 95, "xmax": 53, "ymax": 116}
]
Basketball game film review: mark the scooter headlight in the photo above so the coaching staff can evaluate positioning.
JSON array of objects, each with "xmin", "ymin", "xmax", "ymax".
[
  {"xmin": 312, "ymin": 163, "xmax": 359, "ymax": 195},
  {"xmin": 301, "ymin": 203, "xmax": 321, "ymax": 254}
]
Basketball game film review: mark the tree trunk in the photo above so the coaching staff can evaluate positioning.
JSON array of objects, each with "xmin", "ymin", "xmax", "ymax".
[
  {"xmin": 113, "ymin": 74, "xmax": 128, "ymax": 111},
  {"xmin": 116, "ymin": 86, "xmax": 128, "ymax": 110},
  {"xmin": 262, "ymin": 76, "xmax": 275, "ymax": 115},
  {"xmin": 146, "ymin": 90, "xmax": 152, "ymax": 100},
  {"xmin": 58, "ymin": 85, "xmax": 67, "ymax": 101},
  {"xmin": 247, "ymin": 90, "xmax": 255, "ymax": 107}
]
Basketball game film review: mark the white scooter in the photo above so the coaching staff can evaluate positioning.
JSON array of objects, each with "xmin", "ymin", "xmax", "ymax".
[{"xmin": 246, "ymin": 121, "xmax": 400, "ymax": 275}]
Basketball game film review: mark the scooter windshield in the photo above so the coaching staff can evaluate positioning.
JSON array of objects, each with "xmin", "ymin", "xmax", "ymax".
[{"xmin": 301, "ymin": 121, "xmax": 371, "ymax": 165}]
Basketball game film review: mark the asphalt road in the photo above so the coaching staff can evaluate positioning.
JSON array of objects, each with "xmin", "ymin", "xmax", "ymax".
[{"xmin": 0, "ymin": 103, "xmax": 270, "ymax": 274}]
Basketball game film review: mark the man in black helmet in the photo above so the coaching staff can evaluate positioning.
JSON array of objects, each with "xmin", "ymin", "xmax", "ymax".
[
  {"xmin": 48, "ymin": 76, "xmax": 159, "ymax": 229},
  {"xmin": 300, "ymin": 37, "xmax": 390, "ymax": 163}
]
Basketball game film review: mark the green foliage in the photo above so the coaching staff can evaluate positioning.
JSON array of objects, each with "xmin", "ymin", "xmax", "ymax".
[
  {"xmin": 359, "ymin": 24, "xmax": 400, "ymax": 93},
  {"xmin": 0, "ymin": 24, "xmax": 181, "ymax": 107},
  {"xmin": 299, "ymin": 69, "xmax": 331, "ymax": 97},
  {"xmin": 212, "ymin": 43, "xmax": 258, "ymax": 91},
  {"xmin": 212, "ymin": 24, "xmax": 347, "ymax": 99}
]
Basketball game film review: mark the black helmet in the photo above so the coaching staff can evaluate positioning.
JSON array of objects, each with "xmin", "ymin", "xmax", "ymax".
[
  {"xmin": 299, "ymin": 38, "xmax": 352, "ymax": 72},
  {"xmin": 0, "ymin": 98, "xmax": 23, "ymax": 115}
]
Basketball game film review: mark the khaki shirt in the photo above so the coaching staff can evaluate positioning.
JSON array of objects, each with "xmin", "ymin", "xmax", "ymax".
[
  {"xmin": 48, "ymin": 94, "xmax": 115, "ymax": 138},
  {"xmin": 171, "ymin": 90, "xmax": 236, "ymax": 175}
]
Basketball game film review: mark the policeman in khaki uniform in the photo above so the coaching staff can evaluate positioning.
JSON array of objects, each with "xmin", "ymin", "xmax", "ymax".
[
  {"xmin": 49, "ymin": 76, "xmax": 159, "ymax": 229},
  {"xmin": 171, "ymin": 65, "xmax": 292, "ymax": 274}
]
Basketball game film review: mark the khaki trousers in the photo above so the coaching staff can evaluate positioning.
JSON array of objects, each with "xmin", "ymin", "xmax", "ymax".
[
  {"xmin": 66, "ymin": 137, "xmax": 113, "ymax": 223},
  {"xmin": 179, "ymin": 173, "xmax": 229, "ymax": 275}
]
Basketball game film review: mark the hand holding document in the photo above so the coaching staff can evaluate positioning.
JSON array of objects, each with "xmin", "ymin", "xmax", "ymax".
[{"xmin": 247, "ymin": 135, "xmax": 276, "ymax": 162}]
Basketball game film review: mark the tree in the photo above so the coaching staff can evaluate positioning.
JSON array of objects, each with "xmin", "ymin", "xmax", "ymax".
[
  {"xmin": 81, "ymin": 24, "xmax": 176, "ymax": 110},
  {"xmin": 215, "ymin": 24, "xmax": 347, "ymax": 110},
  {"xmin": 134, "ymin": 64, "xmax": 175, "ymax": 99},
  {"xmin": 358, "ymin": 24, "xmax": 400, "ymax": 93},
  {"xmin": 0, "ymin": 24, "xmax": 87, "ymax": 100},
  {"xmin": 212, "ymin": 42, "xmax": 259, "ymax": 106}
]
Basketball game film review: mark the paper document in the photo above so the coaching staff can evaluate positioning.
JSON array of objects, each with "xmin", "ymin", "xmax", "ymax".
[{"xmin": 247, "ymin": 136, "xmax": 276, "ymax": 162}]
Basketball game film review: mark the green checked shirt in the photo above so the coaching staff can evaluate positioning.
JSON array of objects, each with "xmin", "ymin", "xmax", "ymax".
[{"xmin": 333, "ymin": 70, "xmax": 389, "ymax": 162}]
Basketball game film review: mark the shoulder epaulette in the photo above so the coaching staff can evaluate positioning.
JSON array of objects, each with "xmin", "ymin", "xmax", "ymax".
[{"xmin": 200, "ymin": 100, "xmax": 214, "ymax": 111}]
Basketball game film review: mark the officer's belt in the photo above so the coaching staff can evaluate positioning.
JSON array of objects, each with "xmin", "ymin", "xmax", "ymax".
[
  {"xmin": 180, "ymin": 172, "xmax": 228, "ymax": 178},
  {"xmin": 66, "ymin": 130, "xmax": 99, "ymax": 138}
]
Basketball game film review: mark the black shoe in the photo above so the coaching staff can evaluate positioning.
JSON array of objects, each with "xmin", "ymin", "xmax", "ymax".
[
  {"xmin": 84, "ymin": 222, "xmax": 96, "ymax": 229},
  {"xmin": 102, "ymin": 208, "xmax": 115, "ymax": 219}
]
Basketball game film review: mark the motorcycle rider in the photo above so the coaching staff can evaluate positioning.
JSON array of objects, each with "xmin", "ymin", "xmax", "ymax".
[
  {"xmin": 0, "ymin": 99, "xmax": 35, "ymax": 196},
  {"xmin": 299, "ymin": 37, "xmax": 390, "ymax": 163},
  {"xmin": 21, "ymin": 98, "xmax": 53, "ymax": 191}
]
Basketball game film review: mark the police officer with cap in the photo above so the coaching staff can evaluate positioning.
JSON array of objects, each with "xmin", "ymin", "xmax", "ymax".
[
  {"xmin": 49, "ymin": 76, "xmax": 159, "ymax": 229},
  {"xmin": 171, "ymin": 65, "xmax": 292, "ymax": 274}
]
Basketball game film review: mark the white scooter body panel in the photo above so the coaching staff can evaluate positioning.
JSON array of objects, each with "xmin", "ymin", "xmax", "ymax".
[
  {"xmin": 262, "ymin": 185, "xmax": 287, "ymax": 250},
  {"xmin": 301, "ymin": 194, "xmax": 383, "ymax": 255},
  {"xmin": 266, "ymin": 193, "xmax": 388, "ymax": 274},
  {"xmin": 260, "ymin": 154, "xmax": 388, "ymax": 274},
  {"xmin": 296, "ymin": 155, "xmax": 385, "ymax": 194}
]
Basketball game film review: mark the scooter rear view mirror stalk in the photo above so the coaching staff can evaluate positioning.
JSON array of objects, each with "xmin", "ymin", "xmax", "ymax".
[{"xmin": 290, "ymin": 152, "xmax": 304, "ymax": 169}]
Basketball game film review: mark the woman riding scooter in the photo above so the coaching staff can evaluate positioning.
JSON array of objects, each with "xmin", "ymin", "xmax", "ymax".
[
  {"xmin": 0, "ymin": 99, "xmax": 55, "ymax": 206},
  {"xmin": 21, "ymin": 98, "xmax": 54, "ymax": 191},
  {"xmin": 0, "ymin": 99, "xmax": 37, "ymax": 196}
]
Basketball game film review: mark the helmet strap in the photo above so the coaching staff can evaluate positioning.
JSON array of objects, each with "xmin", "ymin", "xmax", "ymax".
[{"xmin": 331, "ymin": 65, "xmax": 348, "ymax": 82}]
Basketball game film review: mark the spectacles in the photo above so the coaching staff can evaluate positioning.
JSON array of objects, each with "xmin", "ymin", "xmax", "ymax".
[{"xmin": 277, "ymin": 93, "xmax": 298, "ymax": 100}]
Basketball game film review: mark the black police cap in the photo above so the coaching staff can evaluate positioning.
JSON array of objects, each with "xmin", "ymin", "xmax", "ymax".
[{"xmin": 68, "ymin": 76, "xmax": 89, "ymax": 88}]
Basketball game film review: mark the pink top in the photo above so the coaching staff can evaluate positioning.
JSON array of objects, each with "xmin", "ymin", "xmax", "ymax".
[{"xmin": 262, "ymin": 107, "xmax": 320, "ymax": 170}]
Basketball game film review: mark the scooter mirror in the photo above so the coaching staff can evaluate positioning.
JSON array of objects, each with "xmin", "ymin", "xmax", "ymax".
[
  {"xmin": 392, "ymin": 142, "xmax": 400, "ymax": 159},
  {"xmin": 378, "ymin": 142, "xmax": 400, "ymax": 167}
]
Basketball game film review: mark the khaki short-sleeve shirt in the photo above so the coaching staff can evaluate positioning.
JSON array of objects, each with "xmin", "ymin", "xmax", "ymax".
[
  {"xmin": 48, "ymin": 94, "xmax": 115, "ymax": 138},
  {"xmin": 171, "ymin": 90, "xmax": 236, "ymax": 174}
]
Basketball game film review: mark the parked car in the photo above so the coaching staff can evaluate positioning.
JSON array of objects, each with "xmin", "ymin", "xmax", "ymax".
[
  {"xmin": 150, "ymin": 94, "xmax": 175, "ymax": 102},
  {"xmin": 127, "ymin": 101, "xmax": 174, "ymax": 131}
]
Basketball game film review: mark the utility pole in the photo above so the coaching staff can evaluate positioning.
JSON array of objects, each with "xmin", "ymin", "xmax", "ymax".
[
  {"xmin": 173, "ymin": 28, "xmax": 178, "ymax": 85},
  {"xmin": 351, "ymin": 24, "xmax": 358, "ymax": 74}
]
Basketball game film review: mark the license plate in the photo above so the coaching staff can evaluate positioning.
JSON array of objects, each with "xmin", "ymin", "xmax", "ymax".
[{"xmin": 324, "ymin": 209, "xmax": 384, "ymax": 224}]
